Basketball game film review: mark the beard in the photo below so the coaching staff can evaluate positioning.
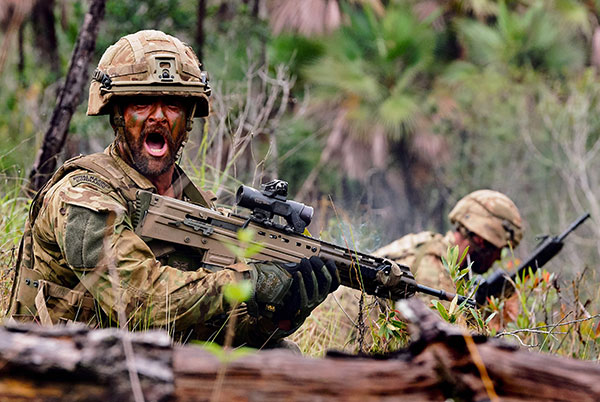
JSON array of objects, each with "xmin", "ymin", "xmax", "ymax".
[
  {"xmin": 124, "ymin": 122, "xmax": 183, "ymax": 178},
  {"xmin": 466, "ymin": 247, "xmax": 495, "ymax": 275}
]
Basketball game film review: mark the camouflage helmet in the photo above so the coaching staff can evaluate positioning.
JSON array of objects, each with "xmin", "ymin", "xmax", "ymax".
[
  {"xmin": 87, "ymin": 29, "xmax": 210, "ymax": 117},
  {"xmin": 448, "ymin": 190, "xmax": 522, "ymax": 249}
]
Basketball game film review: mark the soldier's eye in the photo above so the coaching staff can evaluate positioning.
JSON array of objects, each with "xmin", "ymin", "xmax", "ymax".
[{"xmin": 165, "ymin": 100, "xmax": 183, "ymax": 111}]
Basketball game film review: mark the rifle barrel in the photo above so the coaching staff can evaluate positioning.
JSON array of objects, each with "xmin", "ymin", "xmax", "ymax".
[
  {"xmin": 416, "ymin": 284, "xmax": 476, "ymax": 308},
  {"xmin": 557, "ymin": 213, "xmax": 590, "ymax": 242}
]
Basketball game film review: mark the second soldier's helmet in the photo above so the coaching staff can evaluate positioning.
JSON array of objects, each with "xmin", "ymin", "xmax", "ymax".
[
  {"xmin": 448, "ymin": 190, "xmax": 522, "ymax": 249},
  {"xmin": 87, "ymin": 30, "xmax": 210, "ymax": 118}
]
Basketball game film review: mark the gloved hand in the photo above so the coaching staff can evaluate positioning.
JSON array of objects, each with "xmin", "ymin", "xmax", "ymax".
[
  {"xmin": 274, "ymin": 256, "xmax": 340, "ymax": 331},
  {"xmin": 246, "ymin": 261, "xmax": 294, "ymax": 318},
  {"xmin": 246, "ymin": 257, "xmax": 340, "ymax": 332}
]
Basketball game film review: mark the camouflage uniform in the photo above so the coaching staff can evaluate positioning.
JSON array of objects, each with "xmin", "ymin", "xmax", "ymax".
[
  {"xmin": 374, "ymin": 231, "xmax": 456, "ymax": 293},
  {"xmin": 375, "ymin": 190, "xmax": 523, "ymax": 299},
  {"xmin": 8, "ymin": 30, "xmax": 301, "ymax": 346},
  {"xmin": 9, "ymin": 143, "xmax": 284, "ymax": 346},
  {"xmin": 8, "ymin": 30, "xmax": 337, "ymax": 348}
]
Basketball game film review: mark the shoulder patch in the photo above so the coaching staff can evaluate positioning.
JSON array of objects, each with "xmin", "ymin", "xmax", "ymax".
[
  {"xmin": 59, "ymin": 186, "xmax": 126, "ymax": 215},
  {"xmin": 70, "ymin": 174, "xmax": 113, "ymax": 193}
]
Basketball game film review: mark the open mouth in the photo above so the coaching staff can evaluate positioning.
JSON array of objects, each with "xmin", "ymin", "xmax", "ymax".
[{"xmin": 144, "ymin": 132, "xmax": 168, "ymax": 157}]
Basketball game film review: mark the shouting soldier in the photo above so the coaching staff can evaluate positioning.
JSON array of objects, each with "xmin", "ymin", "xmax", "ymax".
[{"xmin": 8, "ymin": 30, "xmax": 339, "ymax": 348}]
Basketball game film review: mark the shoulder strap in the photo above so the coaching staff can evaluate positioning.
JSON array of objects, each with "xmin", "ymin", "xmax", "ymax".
[
  {"xmin": 71, "ymin": 153, "xmax": 139, "ymax": 202},
  {"xmin": 173, "ymin": 166, "xmax": 217, "ymax": 208}
]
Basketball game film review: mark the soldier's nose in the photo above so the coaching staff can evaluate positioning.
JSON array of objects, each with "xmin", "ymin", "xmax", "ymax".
[{"xmin": 147, "ymin": 103, "xmax": 167, "ymax": 124}]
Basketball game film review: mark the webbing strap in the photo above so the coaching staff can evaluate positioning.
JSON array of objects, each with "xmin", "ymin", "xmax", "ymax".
[
  {"xmin": 42, "ymin": 280, "xmax": 96, "ymax": 309},
  {"xmin": 173, "ymin": 171, "xmax": 216, "ymax": 208},
  {"xmin": 34, "ymin": 281, "xmax": 53, "ymax": 326},
  {"xmin": 34, "ymin": 279, "xmax": 96, "ymax": 326},
  {"xmin": 124, "ymin": 33, "xmax": 145, "ymax": 64}
]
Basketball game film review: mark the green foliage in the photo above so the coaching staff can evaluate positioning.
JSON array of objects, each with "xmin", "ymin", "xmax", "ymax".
[
  {"xmin": 0, "ymin": 175, "xmax": 28, "ymax": 318},
  {"xmin": 455, "ymin": 1, "xmax": 586, "ymax": 74},
  {"xmin": 430, "ymin": 246, "xmax": 479, "ymax": 325},
  {"xmin": 371, "ymin": 309, "xmax": 409, "ymax": 353},
  {"xmin": 1, "ymin": 0, "xmax": 600, "ymax": 361},
  {"xmin": 102, "ymin": 0, "xmax": 197, "ymax": 51},
  {"xmin": 277, "ymin": 119, "xmax": 327, "ymax": 195},
  {"xmin": 223, "ymin": 280, "xmax": 253, "ymax": 305},
  {"xmin": 303, "ymin": 5, "xmax": 437, "ymax": 140},
  {"xmin": 223, "ymin": 228, "xmax": 265, "ymax": 261},
  {"xmin": 201, "ymin": 7, "xmax": 271, "ymax": 83},
  {"xmin": 267, "ymin": 34, "xmax": 324, "ymax": 83},
  {"xmin": 195, "ymin": 341, "xmax": 254, "ymax": 363}
]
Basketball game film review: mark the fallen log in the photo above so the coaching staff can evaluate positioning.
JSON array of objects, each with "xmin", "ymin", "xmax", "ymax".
[{"xmin": 1, "ymin": 299, "xmax": 600, "ymax": 401}]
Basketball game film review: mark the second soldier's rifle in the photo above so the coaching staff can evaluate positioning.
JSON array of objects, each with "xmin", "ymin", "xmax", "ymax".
[
  {"xmin": 133, "ymin": 180, "xmax": 475, "ymax": 307},
  {"xmin": 475, "ymin": 212, "xmax": 590, "ymax": 305}
]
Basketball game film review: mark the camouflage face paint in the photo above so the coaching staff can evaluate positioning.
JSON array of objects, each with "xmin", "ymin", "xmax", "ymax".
[{"xmin": 122, "ymin": 97, "xmax": 187, "ymax": 178}]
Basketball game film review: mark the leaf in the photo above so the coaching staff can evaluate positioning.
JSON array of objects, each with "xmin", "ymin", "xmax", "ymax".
[
  {"xmin": 485, "ymin": 311, "xmax": 498, "ymax": 325},
  {"xmin": 195, "ymin": 341, "xmax": 225, "ymax": 360},
  {"xmin": 470, "ymin": 308, "xmax": 484, "ymax": 329},
  {"xmin": 378, "ymin": 93, "xmax": 419, "ymax": 132},
  {"xmin": 459, "ymin": 245, "xmax": 470, "ymax": 267},
  {"xmin": 431, "ymin": 300, "xmax": 449, "ymax": 321},
  {"xmin": 193, "ymin": 342, "xmax": 254, "ymax": 363},
  {"xmin": 243, "ymin": 243, "xmax": 265, "ymax": 259},
  {"xmin": 237, "ymin": 227, "xmax": 255, "ymax": 244},
  {"xmin": 224, "ymin": 280, "xmax": 253, "ymax": 304},
  {"xmin": 448, "ymin": 294, "xmax": 459, "ymax": 316}
]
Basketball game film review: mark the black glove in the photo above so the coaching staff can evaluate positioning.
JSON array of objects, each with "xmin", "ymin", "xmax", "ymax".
[{"xmin": 274, "ymin": 256, "xmax": 340, "ymax": 330}]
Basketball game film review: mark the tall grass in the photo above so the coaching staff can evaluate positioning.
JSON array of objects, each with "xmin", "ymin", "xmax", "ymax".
[{"xmin": 0, "ymin": 172, "xmax": 29, "ymax": 319}]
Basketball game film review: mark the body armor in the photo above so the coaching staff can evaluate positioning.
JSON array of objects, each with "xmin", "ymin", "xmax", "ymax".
[{"xmin": 8, "ymin": 150, "xmax": 215, "ymax": 324}]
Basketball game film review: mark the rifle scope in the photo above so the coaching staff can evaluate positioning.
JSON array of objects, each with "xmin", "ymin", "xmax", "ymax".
[{"xmin": 236, "ymin": 181, "xmax": 314, "ymax": 233}]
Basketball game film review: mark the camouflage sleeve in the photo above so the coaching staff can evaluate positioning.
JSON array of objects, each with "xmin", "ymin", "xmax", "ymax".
[{"xmin": 42, "ymin": 173, "xmax": 278, "ymax": 344}]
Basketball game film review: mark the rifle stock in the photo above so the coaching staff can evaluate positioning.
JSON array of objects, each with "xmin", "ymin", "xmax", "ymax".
[
  {"xmin": 475, "ymin": 213, "xmax": 590, "ymax": 305},
  {"xmin": 133, "ymin": 189, "xmax": 475, "ymax": 307}
]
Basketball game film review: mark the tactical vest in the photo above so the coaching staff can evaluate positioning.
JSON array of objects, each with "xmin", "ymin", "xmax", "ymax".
[{"xmin": 8, "ymin": 151, "xmax": 215, "ymax": 325}]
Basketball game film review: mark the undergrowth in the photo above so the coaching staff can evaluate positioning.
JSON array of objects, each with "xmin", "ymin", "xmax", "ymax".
[
  {"xmin": 0, "ymin": 174, "xmax": 28, "ymax": 318},
  {"xmin": 1, "ymin": 179, "xmax": 600, "ymax": 360}
]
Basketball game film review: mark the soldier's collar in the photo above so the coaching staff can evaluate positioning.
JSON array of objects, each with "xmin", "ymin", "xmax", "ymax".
[{"xmin": 106, "ymin": 143, "xmax": 156, "ymax": 191}]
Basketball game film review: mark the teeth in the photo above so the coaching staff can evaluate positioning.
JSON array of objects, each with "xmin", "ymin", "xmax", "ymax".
[{"xmin": 144, "ymin": 139, "xmax": 168, "ymax": 157}]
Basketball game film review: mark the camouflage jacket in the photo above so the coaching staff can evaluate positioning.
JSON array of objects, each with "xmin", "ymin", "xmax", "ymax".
[
  {"xmin": 9, "ymin": 143, "xmax": 283, "ymax": 346},
  {"xmin": 374, "ymin": 231, "xmax": 456, "ymax": 294}
]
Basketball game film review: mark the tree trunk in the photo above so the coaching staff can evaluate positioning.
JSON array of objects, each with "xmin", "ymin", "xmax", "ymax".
[
  {"xmin": 28, "ymin": 0, "xmax": 106, "ymax": 194},
  {"xmin": 31, "ymin": 0, "xmax": 59, "ymax": 72},
  {"xmin": 195, "ymin": 0, "xmax": 206, "ymax": 61},
  {"xmin": 3, "ymin": 299, "xmax": 600, "ymax": 401}
]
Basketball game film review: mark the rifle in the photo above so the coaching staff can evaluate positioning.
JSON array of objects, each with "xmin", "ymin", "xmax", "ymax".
[
  {"xmin": 133, "ymin": 180, "xmax": 475, "ymax": 307},
  {"xmin": 475, "ymin": 212, "xmax": 590, "ymax": 305}
]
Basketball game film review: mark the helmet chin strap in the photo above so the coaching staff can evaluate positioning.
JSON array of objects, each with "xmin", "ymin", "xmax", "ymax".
[
  {"xmin": 112, "ymin": 104, "xmax": 137, "ymax": 165},
  {"xmin": 176, "ymin": 102, "xmax": 197, "ymax": 162}
]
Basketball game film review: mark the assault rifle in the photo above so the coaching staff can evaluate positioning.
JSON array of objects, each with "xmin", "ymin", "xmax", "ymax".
[
  {"xmin": 133, "ymin": 180, "xmax": 475, "ymax": 307},
  {"xmin": 474, "ymin": 213, "xmax": 590, "ymax": 305}
]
